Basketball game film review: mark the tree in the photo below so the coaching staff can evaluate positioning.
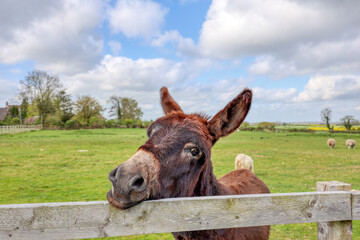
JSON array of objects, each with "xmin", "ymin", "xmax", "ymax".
[
  {"xmin": 121, "ymin": 97, "xmax": 143, "ymax": 120},
  {"xmin": 108, "ymin": 96, "xmax": 122, "ymax": 121},
  {"xmin": 10, "ymin": 106, "xmax": 19, "ymax": 118},
  {"xmin": 258, "ymin": 122, "xmax": 275, "ymax": 129},
  {"xmin": 74, "ymin": 95, "xmax": 104, "ymax": 125},
  {"xmin": 56, "ymin": 90, "xmax": 74, "ymax": 123},
  {"xmin": 108, "ymin": 96, "xmax": 143, "ymax": 121},
  {"xmin": 26, "ymin": 101, "xmax": 39, "ymax": 119},
  {"xmin": 20, "ymin": 97, "xmax": 29, "ymax": 121},
  {"xmin": 20, "ymin": 70, "xmax": 63, "ymax": 124},
  {"xmin": 340, "ymin": 115, "xmax": 357, "ymax": 131},
  {"xmin": 321, "ymin": 108, "xmax": 333, "ymax": 130}
]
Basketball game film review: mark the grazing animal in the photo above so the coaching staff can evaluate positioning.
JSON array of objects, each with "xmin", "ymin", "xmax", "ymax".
[
  {"xmin": 346, "ymin": 139, "xmax": 356, "ymax": 149},
  {"xmin": 235, "ymin": 154, "xmax": 254, "ymax": 173},
  {"xmin": 327, "ymin": 138, "xmax": 336, "ymax": 148},
  {"xmin": 107, "ymin": 87, "xmax": 270, "ymax": 240}
]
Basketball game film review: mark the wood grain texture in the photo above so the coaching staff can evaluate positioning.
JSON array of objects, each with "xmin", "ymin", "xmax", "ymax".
[
  {"xmin": 317, "ymin": 181, "xmax": 352, "ymax": 240},
  {"xmin": 0, "ymin": 192, "xmax": 352, "ymax": 240},
  {"xmin": 352, "ymin": 192, "xmax": 360, "ymax": 220},
  {"xmin": 316, "ymin": 181, "xmax": 352, "ymax": 192}
]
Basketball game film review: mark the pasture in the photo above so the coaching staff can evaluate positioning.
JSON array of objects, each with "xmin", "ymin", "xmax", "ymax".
[{"xmin": 0, "ymin": 129, "xmax": 359, "ymax": 239}]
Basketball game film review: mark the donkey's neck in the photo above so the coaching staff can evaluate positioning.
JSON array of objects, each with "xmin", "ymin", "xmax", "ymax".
[{"xmin": 192, "ymin": 162, "xmax": 228, "ymax": 197}]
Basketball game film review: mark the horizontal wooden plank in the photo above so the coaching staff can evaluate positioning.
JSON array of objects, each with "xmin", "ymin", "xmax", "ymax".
[
  {"xmin": 0, "ymin": 192, "xmax": 352, "ymax": 240},
  {"xmin": 352, "ymin": 192, "xmax": 360, "ymax": 220}
]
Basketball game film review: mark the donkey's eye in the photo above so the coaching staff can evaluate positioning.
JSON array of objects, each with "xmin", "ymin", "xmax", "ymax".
[
  {"xmin": 184, "ymin": 143, "xmax": 201, "ymax": 159},
  {"xmin": 190, "ymin": 147, "xmax": 199, "ymax": 157}
]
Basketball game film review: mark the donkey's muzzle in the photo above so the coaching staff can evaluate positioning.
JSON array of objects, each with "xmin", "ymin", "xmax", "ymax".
[
  {"xmin": 108, "ymin": 166, "xmax": 147, "ymax": 193},
  {"xmin": 107, "ymin": 150, "xmax": 159, "ymax": 209}
]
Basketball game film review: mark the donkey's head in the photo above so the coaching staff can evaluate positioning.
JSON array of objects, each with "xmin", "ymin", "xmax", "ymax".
[{"xmin": 107, "ymin": 87, "xmax": 252, "ymax": 209}]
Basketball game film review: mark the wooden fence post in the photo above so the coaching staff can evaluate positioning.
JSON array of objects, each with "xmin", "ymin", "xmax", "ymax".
[
  {"xmin": 353, "ymin": 191, "xmax": 360, "ymax": 221},
  {"xmin": 317, "ymin": 181, "xmax": 352, "ymax": 240}
]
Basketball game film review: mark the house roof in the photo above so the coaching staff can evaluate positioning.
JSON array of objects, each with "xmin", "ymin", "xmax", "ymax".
[{"xmin": 0, "ymin": 108, "xmax": 8, "ymax": 121}]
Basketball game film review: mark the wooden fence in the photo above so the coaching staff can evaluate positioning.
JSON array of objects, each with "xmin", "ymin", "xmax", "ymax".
[
  {"xmin": 0, "ymin": 125, "xmax": 42, "ymax": 135},
  {"xmin": 0, "ymin": 181, "xmax": 359, "ymax": 240}
]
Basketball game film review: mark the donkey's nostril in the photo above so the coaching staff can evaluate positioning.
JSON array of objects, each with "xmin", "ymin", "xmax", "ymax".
[
  {"xmin": 108, "ymin": 168, "xmax": 117, "ymax": 183},
  {"xmin": 134, "ymin": 177, "xmax": 144, "ymax": 187},
  {"xmin": 129, "ymin": 175, "xmax": 146, "ymax": 192}
]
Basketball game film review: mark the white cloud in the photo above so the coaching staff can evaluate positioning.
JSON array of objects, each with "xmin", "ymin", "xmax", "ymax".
[
  {"xmin": 65, "ymin": 55, "xmax": 179, "ymax": 93},
  {"xmin": 0, "ymin": 79, "xmax": 19, "ymax": 106},
  {"xmin": 199, "ymin": 0, "xmax": 360, "ymax": 78},
  {"xmin": 295, "ymin": 75, "xmax": 360, "ymax": 102},
  {"xmin": 0, "ymin": 0, "xmax": 105, "ymax": 74},
  {"xmin": 240, "ymin": 75, "xmax": 360, "ymax": 122},
  {"xmin": 0, "ymin": 0, "xmax": 62, "ymax": 41},
  {"xmin": 62, "ymin": 55, "xmax": 214, "ymax": 120},
  {"xmin": 200, "ymin": 0, "xmax": 360, "ymax": 57},
  {"xmin": 253, "ymin": 87, "xmax": 298, "ymax": 103},
  {"xmin": 249, "ymin": 37, "xmax": 360, "ymax": 78},
  {"xmin": 169, "ymin": 77, "xmax": 252, "ymax": 117},
  {"xmin": 248, "ymin": 75, "xmax": 360, "ymax": 105},
  {"xmin": 151, "ymin": 31, "xmax": 183, "ymax": 47},
  {"xmin": 1, "ymin": 0, "xmax": 358, "ymax": 124},
  {"xmin": 59, "ymin": 52, "xmax": 360, "ymax": 122},
  {"xmin": 151, "ymin": 30, "xmax": 200, "ymax": 57},
  {"xmin": 249, "ymin": 56, "xmax": 298, "ymax": 79},
  {"xmin": 108, "ymin": 0, "xmax": 168, "ymax": 39},
  {"xmin": 165, "ymin": 79, "xmax": 347, "ymax": 123}
]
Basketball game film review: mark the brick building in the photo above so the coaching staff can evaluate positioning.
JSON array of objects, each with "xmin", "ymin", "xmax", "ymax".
[{"xmin": 0, "ymin": 102, "xmax": 20, "ymax": 121}]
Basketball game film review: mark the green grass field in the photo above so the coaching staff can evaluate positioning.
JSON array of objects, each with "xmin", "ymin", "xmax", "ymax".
[{"xmin": 0, "ymin": 129, "xmax": 359, "ymax": 239}]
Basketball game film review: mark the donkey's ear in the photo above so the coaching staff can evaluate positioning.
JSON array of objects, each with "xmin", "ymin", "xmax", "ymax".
[
  {"xmin": 160, "ymin": 87, "xmax": 183, "ymax": 115},
  {"xmin": 208, "ymin": 89, "xmax": 252, "ymax": 143}
]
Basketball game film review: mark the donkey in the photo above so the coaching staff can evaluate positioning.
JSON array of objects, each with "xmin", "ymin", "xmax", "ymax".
[{"xmin": 107, "ymin": 87, "xmax": 270, "ymax": 240}]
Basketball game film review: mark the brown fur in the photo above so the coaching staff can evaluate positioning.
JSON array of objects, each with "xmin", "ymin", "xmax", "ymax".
[
  {"xmin": 160, "ymin": 86, "xmax": 183, "ymax": 114},
  {"xmin": 108, "ymin": 87, "xmax": 270, "ymax": 240}
]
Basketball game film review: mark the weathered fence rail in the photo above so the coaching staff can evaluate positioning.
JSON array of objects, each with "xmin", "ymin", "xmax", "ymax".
[
  {"xmin": 0, "ymin": 182, "xmax": 359, "ymax": 240},
  {"xmin": 0, "ymin": 125, "xmax": 42, "ymax": 135}
]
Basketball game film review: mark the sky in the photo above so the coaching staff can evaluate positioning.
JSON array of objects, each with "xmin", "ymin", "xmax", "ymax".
[{"xmin": 0, "ymin": 0, "xmax": 360, "ymax": 123}]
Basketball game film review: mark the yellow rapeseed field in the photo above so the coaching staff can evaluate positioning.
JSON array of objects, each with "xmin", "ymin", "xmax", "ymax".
[{"xmin": 307, "ymin": 125, "xmax": 359, "ymax": 131}]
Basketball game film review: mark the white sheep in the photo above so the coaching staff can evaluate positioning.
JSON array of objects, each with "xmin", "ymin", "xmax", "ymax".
[
  {"xmin": 346, "ymin": 139, "xmax": 356, "ymax": 149},
  {"xmin": 327, "ymin": 138, "xmax": 336, "ymax": 148},
  {"xmin": 235, "ymin": 154, "xmax": 254, "ymax": 173}
]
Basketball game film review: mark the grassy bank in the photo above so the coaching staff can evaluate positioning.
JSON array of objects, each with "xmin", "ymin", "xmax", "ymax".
[{"xmin": 0, "ymin": 129, "xmax": 359, "ymax": 239}]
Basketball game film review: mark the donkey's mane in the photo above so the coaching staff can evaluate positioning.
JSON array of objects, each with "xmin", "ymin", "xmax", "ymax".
[{"xmin": 192, "ymin": 112, "xmax": 211, "ymax": 122}]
